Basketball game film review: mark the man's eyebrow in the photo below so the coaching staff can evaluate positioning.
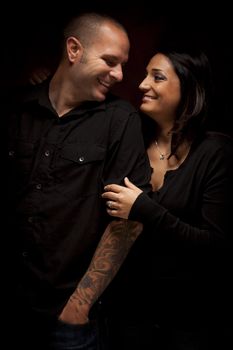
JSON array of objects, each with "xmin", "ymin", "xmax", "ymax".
[{"xmin": 102, "ymin": 54, "xmax": 128, "ymax": 64}]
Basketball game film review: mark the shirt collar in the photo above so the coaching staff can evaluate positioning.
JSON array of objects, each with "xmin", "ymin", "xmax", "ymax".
[{"xmin": 22, "ymin": 78, "xmax": 111, "ymax": 116}]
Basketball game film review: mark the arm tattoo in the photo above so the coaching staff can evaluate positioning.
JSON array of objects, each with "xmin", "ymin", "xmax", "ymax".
[{"xmin": 71, "ymin": 220, "xmax": 143, "ymax": 309}]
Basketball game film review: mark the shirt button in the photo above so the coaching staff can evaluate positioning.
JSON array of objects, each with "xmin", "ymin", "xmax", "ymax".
[
  {"xmin": 9, "ymin": 150, "xmax": 15, "ymax": 157},
  {"xmin": 22, "ymin": 251, "xmax": 28, "ymax": 258},
  {"xmin": 78, "ymin": 156, "xmax": 85, "ymax": 163},
  {"xmin": 44, "ymin": 150, "xmax": 50, "ymax": 157},
  {"xmin": 28, "ymin": 216, "xmax": 34, "ymax": 223},
  {"xmin": 36, "ymin": 183, "xmax": 42, "ymax": 190}
]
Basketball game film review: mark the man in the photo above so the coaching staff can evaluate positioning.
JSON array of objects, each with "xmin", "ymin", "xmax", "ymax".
[{"xmin": 7, "ymin": 12, "xmax": 151, "ymax": 349}]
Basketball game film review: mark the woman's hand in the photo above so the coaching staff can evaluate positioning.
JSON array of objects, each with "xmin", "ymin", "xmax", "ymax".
[
  {"xmin": 102, "ymin": 177, "xmax": 142, "ymax": 219},
  {"xmin": 28, "ymin": 67, "xmax": 51, "ymax": 85}
]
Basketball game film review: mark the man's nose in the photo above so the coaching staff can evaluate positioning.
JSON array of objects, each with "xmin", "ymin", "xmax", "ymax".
[{"xmin": 110, "ymin": 64, "xmax": 123, "ymax": 82}]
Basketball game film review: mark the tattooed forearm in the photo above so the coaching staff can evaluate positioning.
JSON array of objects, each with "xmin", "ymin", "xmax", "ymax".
[
  {"xmin": 72, "ymin": 220, "xmax": 143, "ymax": 309},
  {"xmin": 59, "ymin": 220, "xmax": 143, "ymax": 324}
]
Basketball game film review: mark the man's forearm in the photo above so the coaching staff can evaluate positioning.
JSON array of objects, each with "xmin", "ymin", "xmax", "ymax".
[
  {"xmin": 74, "ymin": 220, "xmax": 142, "ymax": 304},
  {"xmin": 59, "ymin": 219, "xmax": 142, "ymax": 324}
]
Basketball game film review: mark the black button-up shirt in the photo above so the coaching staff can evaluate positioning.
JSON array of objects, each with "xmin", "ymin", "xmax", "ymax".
[{"xmin": 8, "ymin": 81, "xmax": 151, "ymax": 316}]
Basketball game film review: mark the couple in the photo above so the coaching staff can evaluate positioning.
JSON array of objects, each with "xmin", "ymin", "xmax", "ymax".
[{"xmin": 7, "ymin": 12, "xmax": 233, "ymax": 350}]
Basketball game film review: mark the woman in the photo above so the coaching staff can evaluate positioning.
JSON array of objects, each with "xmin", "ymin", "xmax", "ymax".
[{"xmin": 102, "ymin": 47, "xmax": 233, "ymax": 349}]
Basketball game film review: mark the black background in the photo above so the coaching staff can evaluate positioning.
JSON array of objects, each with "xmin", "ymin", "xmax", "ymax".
[{"xmin": 3, "ymin": 1, "xmax": 233, "ymax": 134}]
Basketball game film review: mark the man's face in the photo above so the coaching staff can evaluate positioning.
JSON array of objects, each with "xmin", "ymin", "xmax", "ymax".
[{"xmin": 72, "ymin": 22, "xmax": 130, "ymax": 102}]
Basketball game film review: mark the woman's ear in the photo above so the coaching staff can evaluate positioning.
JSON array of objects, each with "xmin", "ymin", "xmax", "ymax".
[{"xmin": 66, "ymin": 36, "xmax": 83, "ymax": 62}]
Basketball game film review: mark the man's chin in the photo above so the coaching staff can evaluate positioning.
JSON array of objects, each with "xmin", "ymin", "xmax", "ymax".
[{"xmin": 95, "ymin": 93, "xmax": 107, "ymax": 102}]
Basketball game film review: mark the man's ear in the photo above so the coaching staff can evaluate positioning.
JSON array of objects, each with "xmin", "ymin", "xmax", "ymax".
[{"xmin": 66, "ymin": 36, "xmax": 83, "ymax": 62}]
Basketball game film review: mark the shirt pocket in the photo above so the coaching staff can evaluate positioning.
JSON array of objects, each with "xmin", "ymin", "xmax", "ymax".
[
  {"xmin": 52, "ymin": 143, "xmax": 106, "ymax": 196},
  {"xmin": 61, "ymin": 144, "xmax": 105, "ymax": 165}
]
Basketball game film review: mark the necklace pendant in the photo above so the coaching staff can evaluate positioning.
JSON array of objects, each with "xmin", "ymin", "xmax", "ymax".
[{"xmin": 154, "ymin": 141, "xmax": 167, "ymax": 160}]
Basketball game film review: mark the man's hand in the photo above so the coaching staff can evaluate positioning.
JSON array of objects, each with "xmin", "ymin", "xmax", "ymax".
[{"xmin": 59, "ymin": 292, "xmax": 89, "ymax": 325}]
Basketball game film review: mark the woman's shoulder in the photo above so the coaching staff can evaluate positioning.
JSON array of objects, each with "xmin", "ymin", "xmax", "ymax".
[
  {"xmin": 190, "ymin": 131, "xmax": 233, "ymax": 167},
  {"xmin": 206, "ymin": 131, "xmax": 233, "ymax": 142},
  {"xmin": 201, "ymin": 131, "xmax": 233, "ymax": 153}
]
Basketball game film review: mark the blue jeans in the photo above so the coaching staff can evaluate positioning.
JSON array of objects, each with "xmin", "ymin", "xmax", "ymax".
[
  {"xmin": 49, "ymin": 319, "xmax": 99, "ymax": 350},
  {"xmin": 10, "ymin": 311, "xmax": 109, "ymax": 350}
]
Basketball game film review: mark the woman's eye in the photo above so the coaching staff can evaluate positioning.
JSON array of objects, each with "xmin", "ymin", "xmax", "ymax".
[{"xmin": 154, "ymin": 74, "xmax": 165, "ymax": 81}]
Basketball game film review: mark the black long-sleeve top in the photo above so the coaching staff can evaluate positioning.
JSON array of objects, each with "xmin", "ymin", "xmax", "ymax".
[
  {"xmin": 119, "ymin": 132, "xmax": 233, "ymax": 325},
  {"xmin": 130, "ymin": 132, "xmax": 232, "ymax": 244}
]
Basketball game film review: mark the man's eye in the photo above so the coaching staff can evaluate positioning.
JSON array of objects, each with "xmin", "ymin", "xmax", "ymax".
[{"xmin": 104, "ymin": 59, "xmax": 116, "ymax": 67}]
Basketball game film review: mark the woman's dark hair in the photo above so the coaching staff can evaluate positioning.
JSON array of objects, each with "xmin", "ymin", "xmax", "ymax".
[{"xmin": 142, "ymin": 44, "xmax": 213, "ymax": 156}]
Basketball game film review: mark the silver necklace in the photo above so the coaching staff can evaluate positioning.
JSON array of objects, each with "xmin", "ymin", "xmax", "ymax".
[{"xmin": 154, "ymin": 141, "xmax": 169, "ymax": 160}]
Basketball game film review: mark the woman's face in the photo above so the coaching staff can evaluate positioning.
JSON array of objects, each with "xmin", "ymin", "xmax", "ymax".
[{"xmin": 139, "ymin": 53, "xmax": 181, "ymax": 126}]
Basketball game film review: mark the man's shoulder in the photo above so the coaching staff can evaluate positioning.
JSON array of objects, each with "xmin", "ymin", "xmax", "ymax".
[
  {"xmin": 8, "ymin": 80, "xmax": 47, "ymax": 109},
  {"xmin": 105, "ymin": 94, "xmax": 137, "ymax": 113}
]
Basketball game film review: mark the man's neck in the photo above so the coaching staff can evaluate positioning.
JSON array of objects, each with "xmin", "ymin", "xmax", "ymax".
[{"xmin": 49, "ymin": 68, "xmax": 82, "ymax": 117}]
